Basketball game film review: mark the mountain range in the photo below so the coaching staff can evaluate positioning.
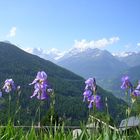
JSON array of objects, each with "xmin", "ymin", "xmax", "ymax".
[
  {"xmin": 57, "ymin": 48, "xmax": 128, "ymax": 82},
  {"xmin": 115, "ymin": 52, "xmax": 140, "ymax": 67},
  {"xmin": 24, "ymin": 46, "xmax": 140, "ymax": 94},
  {"xmin": 25, "ymin": 46, "xmax": 140, "ymax": 67},
  {"xmin": 0, "ymin": 42, "xmax": 127, "ymax": 125}
]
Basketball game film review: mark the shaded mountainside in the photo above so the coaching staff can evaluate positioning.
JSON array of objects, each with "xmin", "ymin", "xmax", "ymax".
[
  {"xmin": 126, "ymin": 65, "xmax": 140, "ymax": 80},
  {"xmin": 118, "ymin": 52, "xmax": 140, "ymax": 67},
  {"xmin": 57, "ymin": 48, "xmax": 128, "ymax": 87},
  {"xmin": 105, "ymin": 65, "xmax": 140, "ymax": 99},
  {"xmin": 0, "ymin": 42, "xmax": 126, "ymax": 125}
]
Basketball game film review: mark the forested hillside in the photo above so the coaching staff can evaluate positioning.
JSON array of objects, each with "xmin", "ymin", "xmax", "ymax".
[{"xmin": 0, "ymin": 42, "xmax": 126, "ymax": 125}]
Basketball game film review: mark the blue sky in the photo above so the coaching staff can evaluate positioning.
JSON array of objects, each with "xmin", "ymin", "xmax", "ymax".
[{"xmin": 0, "ymin": 0, "xmax": 140, "ymax": 53}]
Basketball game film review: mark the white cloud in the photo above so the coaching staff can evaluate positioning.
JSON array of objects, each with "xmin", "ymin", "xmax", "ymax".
[
  {"xmin": 7, "ymin": 27, "xmax": 17, "ymax": 37},
  {"xmin": 22, "ymin": 47, "xmax": 65, "ymax": 61},
  {"xmin": 21, "ymin": 36, "xmax": 120, "ymax": 61},
  {"xmin": 73, "ymin": 37, "xmax": 120, "ymax": 50},
  {"xmin": 137, "ymin": 43, "xmax": 140, "ymax": 46}
]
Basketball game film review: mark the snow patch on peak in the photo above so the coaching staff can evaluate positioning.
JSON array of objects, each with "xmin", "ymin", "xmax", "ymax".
[
  {"xmin": 45, "ymin": 48, "xmax": 65, "ymax": 60},
  {"xmin": 112, "ymin": 51, "xmax": 138, "ymax": 57}
]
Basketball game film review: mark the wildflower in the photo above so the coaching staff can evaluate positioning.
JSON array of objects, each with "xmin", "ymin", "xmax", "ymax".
[
  {"xmin": 29, "ymin": 71, "xmax": 47, "ymax": 85},
  {"xmin": 121, "ymin": 76, "xmax": 133, "ymax": 92},
  {"xmin": 88, "ymin": 95, "xmax": 101, "ymax": 109},
  {"xmin": 85, "ymin": 78, "xmax": 97, "ymax": 92},
  {"xmin": 47, "ymin": 88, "xmax": 54, "ymax": 95},
  {"xmin": 131, "ymin": 81, "xmax": 140, "ymax": 102},
  {"xmin": 83, "ymin": 77, "xmax": 100, "ymax": 109},
  {"xmin": 29, "ymin": 71, "xmax": 51, "ymax": 100},
  {"xmin": 133, "ymin": 81, "xmax": 140, "ymax": 96},
  {"xmin": 30, "ymin": 83, "xmax": 48, "ymax": 100},
  {"xmin": 3, "ymin": 79, "xmax": 16, "ymax": 93},
  {"xmin": 83, "ymin": 90, "xmax": 92, "ymax": 102}
]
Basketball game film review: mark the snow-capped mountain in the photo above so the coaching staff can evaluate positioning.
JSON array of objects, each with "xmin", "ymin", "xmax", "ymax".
[
  {"xmin": 115, "ymin": 51, "xmax": 140, "ymax": 67},
  {"xmin": 43, "ymin": 48, "xmax": 65, "ymax": 61},
  {"xmin": 57, "ymin": 48, "xmax": 128, "ymax": 82},
  {"xmin": 22, "ymin": 45, "xmax": 140, "ymax": 93},
  {"xmin": 22, "ymin": 45, "xmax": 140, "ymax": 90},
  {"xmin": 57, "ymin": 47, "xmax": 112, "ymax": 62}
]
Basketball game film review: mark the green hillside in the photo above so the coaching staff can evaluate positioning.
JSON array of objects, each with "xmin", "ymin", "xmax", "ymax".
[{"xmin": 0, "ymin": 42, "xmax": 126, "ymax": 125}]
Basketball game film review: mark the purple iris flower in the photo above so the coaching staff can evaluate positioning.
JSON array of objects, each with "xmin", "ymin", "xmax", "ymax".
[
  {"xmin": 29, "ymin": 71, "xmax": 47, "ymax": 85},
  {"xmin": 30, "ymin": 83, "xmax": 48, "ymax": 100},
  {"xmin": 83, "ymin": 90, "xmax": 92, "ymax": 102},
  {"xmin": 132, "ymin": 80, "xmax": 140, "ymax": 97},
  {"xmin": 29, "ymin": 71, "xmax": 49, "ymax": 100},
  {"xmin": 121, "ymin": 76, "xmax": 133, "ymax": 92},
  {"xmin": 83, "ymin": 77, "xmax": 100, "ymax": 109},
  {"xmin": 85, "ymin": 78, "xmax": 94, "ymax": 86},
  {"xmin": 88, "ymin": 95, "xmax": 101, "ymax": 109},
  {"xmin": 136, "ymin": 80, "xmax": 140, "ymax": 90},
  {"xmin": 2, "ymin": 79, "xmax": 16, "ymax": 93},
  {"xmin": 85, "ymin": 78, "xmax": 97, "ymax": 92}
]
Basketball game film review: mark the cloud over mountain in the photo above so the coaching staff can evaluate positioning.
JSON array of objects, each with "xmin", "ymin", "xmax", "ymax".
[
  {"xmin": 22, "ymin": 47, "xmax": 65, "ymax": 61},
  {"xmin": 22, "ymin": 36, "xmax": 120, "ymax": 61},
  {"xmin": 73, "ymin": 37, "xmax": 120, "ymax": 51}
]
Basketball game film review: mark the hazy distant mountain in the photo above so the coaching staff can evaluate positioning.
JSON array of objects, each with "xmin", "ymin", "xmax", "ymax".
[
  {"xmin": 107, "ymin": 51, "xmax": 140, "ymax": 94},
  {"xmin": 57, "ymin": 48, "xmax": 129, "ymax": 86},
  {"xmin": 106, "ymin": 64, "xmax": 140, "ymax": 99},
  {"xmin": 0, "ymin": 42, "xmax": 126, "ymax": 125},
  {"xmin": 115, "ymin": 52, "xmax": 140, "ymax": 67},
  {"xmin": 24, "ymin": 46, "xmax": 140, "ymax": 69},
  {"xmin": 124, "ymin": 65, "xmax": 140, "ymax": 81}
]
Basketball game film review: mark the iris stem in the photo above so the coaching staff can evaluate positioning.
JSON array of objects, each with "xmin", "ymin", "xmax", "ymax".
[
  {"xmin": 38, "ymin": 100, "xmax": 41, "ymax": 128},
  {"xmin": 17, "ymin": 90, "xmax": 21, "ymax": 125},
  {"xmin": 50, "ymin": 92, "xmax": 55, "ymax": 126},
  {"xmin": 8, "ymin": 94, "xmax": 11, "ymax": 120}
]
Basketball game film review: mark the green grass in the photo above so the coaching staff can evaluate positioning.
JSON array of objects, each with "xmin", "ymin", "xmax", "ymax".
[{"xmin": 0, "ymin": 121, "xmax": 140, "ymax": 140}]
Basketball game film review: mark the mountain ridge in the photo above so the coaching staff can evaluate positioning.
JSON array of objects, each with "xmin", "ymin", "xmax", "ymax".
[
  {"xmin": 56, "ymin": 48, "xmax": 128, "ymax": 82},
  {"xmin": 22, "ymin": 44, "xmax": 140, "ymax": 94},
  {"xmin": 0, "ymin": 42, "xmax": 127, "ymax": 125}
]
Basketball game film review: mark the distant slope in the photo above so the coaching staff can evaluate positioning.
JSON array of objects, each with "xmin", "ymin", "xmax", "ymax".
[
  {"xmin": 126, "ymin": 65, "xmax": 140, "ymax": 79},
  {"xmin": 106, "ymin": 64, "xmax": 140, "ymax": 99},
  {"xmin": 0, "ymin": 42, "xmax": 126, "ymax": 125},
  {"xmin": 57, "ymin": 48, "xmax": 128, "ymax": 88},
  {"xmin": 118, "ymin": 52, "xmax": 140, "ymax": 67}
]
